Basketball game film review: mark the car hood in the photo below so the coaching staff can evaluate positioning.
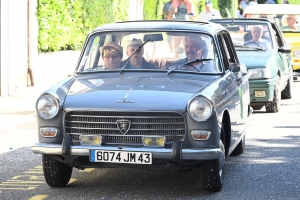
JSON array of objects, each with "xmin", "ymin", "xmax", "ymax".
[
  {"xmin": 63, "ymin": 75, "xmax": 213, "ymax": 113},
  {"xmin": 236, "ymin": 50, "xmax": 275, "ymax": 69}
]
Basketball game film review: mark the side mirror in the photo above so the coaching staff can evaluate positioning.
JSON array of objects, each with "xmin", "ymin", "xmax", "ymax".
[
  {"xmin": 229, "ymin": 63, "xmax": 240, "ymax": 72},
  {"xmin": 278, "ymin": 46, "xmax": 291, "ymax": 53}
]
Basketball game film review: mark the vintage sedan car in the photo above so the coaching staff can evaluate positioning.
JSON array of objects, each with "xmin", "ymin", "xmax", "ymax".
[
  {"xmin": 211, "ymin": 18, "xmax": 292, "ymax": 112},
  {"xmin": 31, "ymin": 20, "xmax": 251, "ymax": 192},
  {"xmin": 244, "ymin": 4, "xmax": 300, "ymax": 72}
]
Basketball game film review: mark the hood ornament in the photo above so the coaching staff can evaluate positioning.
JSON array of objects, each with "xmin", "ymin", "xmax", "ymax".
[{"xmin": 116, "ymin": 119, "xmax": 131, "ymax": 134}]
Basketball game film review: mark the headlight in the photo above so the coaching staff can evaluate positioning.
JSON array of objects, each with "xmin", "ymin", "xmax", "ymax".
[
  {"xmin": 188, "ymin": 97, "xmax": 212, "ymax": 121},
  {"xmin": 294, "ymin": 50, "xmax": 300, "ymax": 58},
  {"xmin": 36, "ymin": 94, "xmax": 60, "ymax": 119},
  {"xmin": 247, "ymin": 68, "xmax": 271, "ymax": 79}
]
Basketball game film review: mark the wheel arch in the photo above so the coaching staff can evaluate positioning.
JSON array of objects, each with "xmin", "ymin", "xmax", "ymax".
[{"xmin": 221, "ymin": 110, "xmax": 231, "ymax": 157}]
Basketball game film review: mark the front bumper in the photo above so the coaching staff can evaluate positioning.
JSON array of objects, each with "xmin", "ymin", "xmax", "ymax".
[
  {"xmin": 249, "ymin": 76, "xmax": 276, "ymax": 103},
  {"xmin": 32, "ymin": 143, "xmax": 224, "ymax": 161}
]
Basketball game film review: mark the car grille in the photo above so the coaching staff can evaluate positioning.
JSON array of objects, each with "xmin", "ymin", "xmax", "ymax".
[{"xmin": 65, "ymin": 111, "xmax": 185, "ymax": 145}]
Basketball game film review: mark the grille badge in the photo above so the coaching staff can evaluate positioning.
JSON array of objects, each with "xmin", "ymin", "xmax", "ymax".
[{"xmin": 116, "ymin": 119, "xmax": 131, "ymax": 134}]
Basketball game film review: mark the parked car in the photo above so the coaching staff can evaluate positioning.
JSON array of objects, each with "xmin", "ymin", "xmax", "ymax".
[
  {"xmin": 31, "ymin": 20, "xmax": 251, "ymax": 192},
  {"xmin": 244, "ymin": 4, "xmax": 300, "ymax": 72},
  {"xmin": 211, "ymin": 18, "xmax": 292, "ymax": 112}
]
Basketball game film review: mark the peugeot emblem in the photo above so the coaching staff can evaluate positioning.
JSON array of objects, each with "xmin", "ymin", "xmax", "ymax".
[{"xmin": 116, "ymin": 119, "xmax": 131, "ymax": 134}]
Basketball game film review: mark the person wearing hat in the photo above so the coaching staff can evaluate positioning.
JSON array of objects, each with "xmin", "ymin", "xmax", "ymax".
[
  {"xmin": 122, "ymin": 38, "xmax": 157, "ymax": 69},
  {"xmin": 198, "ymin": 1, "xmax": 222, "ymax": 22},
  {"xmin": 97, "ymin": 42, "xmax": 123, "ymax": 70}
]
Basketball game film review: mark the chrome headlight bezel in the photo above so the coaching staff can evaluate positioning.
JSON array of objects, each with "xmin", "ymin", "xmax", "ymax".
[
  {"xmin": 247, "ymin": 68, "xmax": 271, "ymax": 79},
  {"xmin": 293, "ymin": 50, "xmax": 300, "ymax": 58},
  {"xmin": 188, "ymin": 96, "xmax": 213, "ymax": 122},
  {"xmin": 36, "ymin": 94, "xmax": 60, "ymax": 120}
]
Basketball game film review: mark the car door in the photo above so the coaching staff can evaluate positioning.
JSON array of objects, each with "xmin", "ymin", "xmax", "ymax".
[
  {"xmin": 271, "ymin": 22, "xmax": 291, "ymax": 87},
  {"xmin": 218, "ymin": 31, "xmax": 248, "ymax": 143}
]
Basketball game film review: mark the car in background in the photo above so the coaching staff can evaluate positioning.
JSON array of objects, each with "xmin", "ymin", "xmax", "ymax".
[
  {"xmin": 244, "ymin": 4, "xmax": 300, "ymax": 72},
  {"xmin": 31, "ymin": 20, "xmax": 251, "ymax": 192},
  {"xmin": 211, "ymin": 18, "xmax": 292, "ymax": 112}
]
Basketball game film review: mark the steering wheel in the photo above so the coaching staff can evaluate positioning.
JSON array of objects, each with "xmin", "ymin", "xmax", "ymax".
[
  {"xmin": 244, "ymin": 42, "xmax": 263, "ymax": 48},
  {"xmin": 183, "ymin": 64, "xmax": 202, "ymax": 72}
]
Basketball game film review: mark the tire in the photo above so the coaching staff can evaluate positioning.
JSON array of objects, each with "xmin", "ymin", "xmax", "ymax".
[
  {"xmin": 265, "ymin": 76, "xmax": 281, "ymax": 113},
  {"xmin": 203, "ymin": 140, "xmax": 225, "ymax": 192},
  {"xmin": 203, "ymin": 124, "xmax": 225, "ymax": 192},
  {"xmin": 42, "ymin": 155, "xmax": 73, "ymax": 187},
  {"xmin": 232, "ymin": 133, "xmax": 245, "ymax": 156},
  {"xmin": 281, "ymin": 73, "xmax": 292, "ymax": 99}
]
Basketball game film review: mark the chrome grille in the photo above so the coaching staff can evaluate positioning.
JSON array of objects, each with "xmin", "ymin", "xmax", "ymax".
[{"xmin": 65, "ymin": 111, "xmax": 185, "ymax": 144}]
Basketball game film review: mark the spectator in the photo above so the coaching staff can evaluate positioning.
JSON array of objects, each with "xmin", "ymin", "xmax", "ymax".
[
  {"xmin": 162, "ymin": 0, "xmax": 174, "ymax": 20},
  {"xmin": 264, "ymin": 0, "xmax": 276, "ymax": 4},
  {"xmin": 167, "ymin": 0, "xmax": 195, "ymax": 21},
  {"xmin": 244, "ymin": 25, "xmax": 272, "ymax": 50},
  {"xmin": 97, "ymin": 42, "xmax": 123, "ymax": 70},
  {"xmin": 198, "ymin": 1, "xmax": 222, "ymax": 22},
  {"xmin": 122, "ymin": 39, "xmax": 157, "ymax": 69},
  {"xmin": 249, "ymin": 0, "xmax": 258, "ymax": 6},
  {"xmin": 282, "ymin": 15, "xmax": 299, "ymax": 31},
  {"xmin": 162, "ymin": 0, "xmax": 174, "ymax": 55},
  {"xmin": 238, "ymin": 0, "xmax": 249, "ymax": 18}
]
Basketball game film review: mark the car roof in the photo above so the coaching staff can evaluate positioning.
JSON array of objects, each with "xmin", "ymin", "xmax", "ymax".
[
  {"xmin": 210, "ymin": 18, "xmax": 273, "ymax": 25},
  {"xmin": 91, "ymin": 20, "xmax": 226, "ymax": 35},
  {"xmin": 244, "ymin": 4, "xmax": 300, "ymax": 15}
]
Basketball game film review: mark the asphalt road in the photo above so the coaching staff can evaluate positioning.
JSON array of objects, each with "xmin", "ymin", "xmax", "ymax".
[{"xmin": 0, "ymin": 74, "xmax": 300, "ymax": 200}]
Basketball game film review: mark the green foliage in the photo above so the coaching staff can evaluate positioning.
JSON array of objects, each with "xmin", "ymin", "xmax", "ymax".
[
  {"xmin": 218, "ymin": 0, "xmax": 234, "ymax": 18},
  {"xmin": 144, "ymin": 0, "xmax": 158, "ymax": 20},
  {"xmin": 38, "ymin": 0, "xmax": 129, "ymax": 52}
]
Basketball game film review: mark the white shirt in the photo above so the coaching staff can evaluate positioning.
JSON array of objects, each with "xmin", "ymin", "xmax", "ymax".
[{"xmin": 198, "ymin": 9, "xmax": 222, "ymax": 22}]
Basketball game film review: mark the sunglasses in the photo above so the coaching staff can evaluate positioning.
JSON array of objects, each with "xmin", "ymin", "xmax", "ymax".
[
  {"xmin": 103, "ymin": 50, "xmax": 119, "ymax": 59},
  {"xmin": 287, "ymin": 18, "xmax": 293, "ymax": 20}
]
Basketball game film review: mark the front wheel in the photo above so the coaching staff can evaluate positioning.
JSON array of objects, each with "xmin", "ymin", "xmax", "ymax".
[
  {"xmin": 203, "ymin": 140, "xmax": 225, "ymax": 192},
  {"xmin": 265, "ymin": 76, "xmax": 281, "ymax": 113},
  {"xmin": 42, "ymin": 155, "xmax": 73, "ymax": 187}
]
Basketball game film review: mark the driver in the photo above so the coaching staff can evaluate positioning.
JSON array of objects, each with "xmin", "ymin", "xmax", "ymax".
[
  {"xmin": 166, "ymin": 35, "xmax": 211, "ymax": 71},
  {"xmin": 282, "ymin": 15, "xmax": 299, "ymax": 31},
  {"xmin": 244, "ymin": 25, "xmax": 272, "ymax": 50}
]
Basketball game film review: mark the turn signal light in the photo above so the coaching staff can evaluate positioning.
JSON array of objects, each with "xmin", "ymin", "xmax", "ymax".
[
  {"xmin": 40, "ymin": 127, "xmax": 58, "ymax": 137},
  {"xmin": 191, "ymin": 130, "xmax": 211, "ymax": 140}
]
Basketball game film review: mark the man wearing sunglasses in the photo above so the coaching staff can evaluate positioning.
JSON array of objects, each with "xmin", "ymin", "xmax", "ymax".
[{"xmin": 98, "ymin": 42, "xmax": 123, "ymax": 70}]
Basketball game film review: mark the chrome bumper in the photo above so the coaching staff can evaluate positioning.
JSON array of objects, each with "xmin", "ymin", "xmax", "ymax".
[{"xmin": 32, "ymin": 143, "xmax": 223, "ymax": 160}]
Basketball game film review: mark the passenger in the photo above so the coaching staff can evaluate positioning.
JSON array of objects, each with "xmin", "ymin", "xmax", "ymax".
[
  {"xmin": 96, "ymin": 42, "xmax": 123, "ymax": 70},
  {"xmin": 167, "ymin": 35, "xmax": 215, "ymax": 72},
  {"xmin": 122, "ymin": 39, "xmax": 158, "ymax": 69},
  {"xmin": 244, "ymin": 25, "xmax": 272, "ymax": 50},
  {"xmin": 282, "ymin": 15, "xmax": 299, "ymax": 31}
]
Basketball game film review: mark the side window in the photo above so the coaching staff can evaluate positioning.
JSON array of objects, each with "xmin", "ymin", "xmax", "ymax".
[
  {"xmin": 223, "ymin": 33, "xmax": 238, "ymax": 64},
  {"xmin": 218, "ymin": 32, "xmax": 237, "ymax": 70}
]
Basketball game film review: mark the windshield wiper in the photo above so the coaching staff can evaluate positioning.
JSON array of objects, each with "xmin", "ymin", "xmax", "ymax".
[
  {"xmin": 119, "ymin": 39, "xmax": 151, "ymax": 74},
  {"xmin": 234, "ymin": 45, "xmax": 265, "ymax": 51},
  {"xmin": 167, "ymin": 58, "xmax": 212, "ymax": 74},
  {"xmin": 183, "ymin": 58, "xmax": 213, "ymax": 66}
]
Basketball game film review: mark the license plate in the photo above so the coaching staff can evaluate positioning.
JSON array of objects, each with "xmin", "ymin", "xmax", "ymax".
[{"xmin": 90, "ymin": 150, "xmax": 152, "ymax": 164}]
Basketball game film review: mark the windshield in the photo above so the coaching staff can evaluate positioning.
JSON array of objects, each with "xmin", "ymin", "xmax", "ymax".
[
  {"xmin": 78, "ymin": 31, "xmax": 222, "ymax": 73},
  {"xmin": 215, "ymin": 21, "xmax": 274, "ymax": 51},
  {"xmin": 245, "ymin": 14, "xmax": 300, "ymax": 33}
]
